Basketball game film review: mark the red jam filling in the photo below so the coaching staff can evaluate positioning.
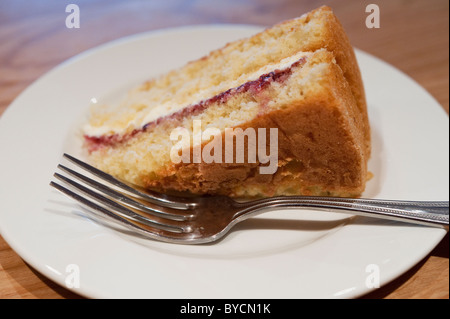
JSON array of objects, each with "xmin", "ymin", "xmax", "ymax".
[{"xmin": 84, "ymin": 57, "xmax": 307, "ymax": 152}]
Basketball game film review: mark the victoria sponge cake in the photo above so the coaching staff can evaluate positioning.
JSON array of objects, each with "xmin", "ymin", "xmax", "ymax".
[{"xmin": 83, "ymin": 6, "xmax": 371, "ymax": 198}]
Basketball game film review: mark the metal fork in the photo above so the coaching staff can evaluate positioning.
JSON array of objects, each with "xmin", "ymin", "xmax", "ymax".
[{"xmin": 50, "ymin": 153, "xmax": 449, "ymax": 244}]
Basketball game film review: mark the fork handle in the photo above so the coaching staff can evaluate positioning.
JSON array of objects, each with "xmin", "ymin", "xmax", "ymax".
[{"xmin": 235, "ymin": 197, "xmax": 449, "ymax": 230}]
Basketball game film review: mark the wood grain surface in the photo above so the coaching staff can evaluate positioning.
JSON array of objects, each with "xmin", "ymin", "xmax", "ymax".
[{"xmin": 0, "ymin": 0, "xmax": 448, "ymax": 299}]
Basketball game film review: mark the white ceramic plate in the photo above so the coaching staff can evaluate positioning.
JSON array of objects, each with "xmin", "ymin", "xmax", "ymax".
[{"xmin": 0, "ymin": 25, "xmax": 448, "ymax": 299}]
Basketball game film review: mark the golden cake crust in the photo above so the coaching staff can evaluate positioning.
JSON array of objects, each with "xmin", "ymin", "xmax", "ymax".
[{"xmin": 276, "ymin": 6, "xmax": 370, "ymax": 158}]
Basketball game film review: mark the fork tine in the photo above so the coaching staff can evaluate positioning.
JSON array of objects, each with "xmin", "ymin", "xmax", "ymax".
[
  {"xmin": 53, "ymin": 173, "xmax": 186, "ymax": 233},
  {"xmin": 57, "ymin": 164, "xmax": 193, "ymax": 221},
  {"xmin": 50, "ymin": 181, "xmax": 190, "ymax": 243},
  {"xmin": 62, "ymin": 153, "xmax": 196, "ymax": 210}
]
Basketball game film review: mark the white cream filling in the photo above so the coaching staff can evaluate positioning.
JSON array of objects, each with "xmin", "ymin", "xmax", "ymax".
[{"xmin": 83, "ymin": 51, "xmax": 311, "ymax": 137}]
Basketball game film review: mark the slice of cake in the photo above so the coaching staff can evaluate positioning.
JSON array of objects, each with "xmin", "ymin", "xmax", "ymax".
[{"xmin": 83, "ymin": 6, "xmax": 371, "ymax": 198}]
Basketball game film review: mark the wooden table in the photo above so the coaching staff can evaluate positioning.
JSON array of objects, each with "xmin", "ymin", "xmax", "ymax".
[{"xmin": 0, "ymin": 0, "xmax": 448, "ymax": 299}]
